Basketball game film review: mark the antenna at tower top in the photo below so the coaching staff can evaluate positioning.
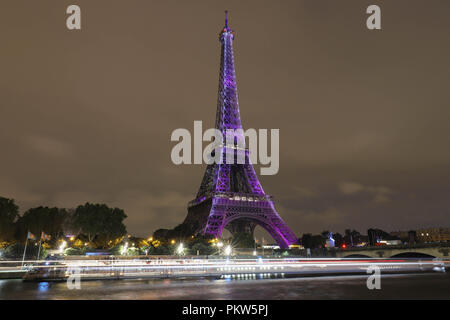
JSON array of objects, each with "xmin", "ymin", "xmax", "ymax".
[{"xmin": 225, "ymin": 10, "xmax": 229, "ymax": 29}]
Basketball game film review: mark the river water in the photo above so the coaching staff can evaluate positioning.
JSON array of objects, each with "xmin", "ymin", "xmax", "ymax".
[{"xmin": 0, "ymin": 272, "xmax": 449, "ymax": 300}]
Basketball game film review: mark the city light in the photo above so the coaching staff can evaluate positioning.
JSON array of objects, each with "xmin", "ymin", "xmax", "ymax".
[
  {"xmin": 224, "ymin": 245, "xmax": 232, "ymax": 256},
  {"xmin": 59, "ymin": 241, "xmax": 67, "ymax": 253},
  {"xmin": 121, "ymin": 242, "xmax": 128, "ymax": 255},
  {"xmin": 12, "ymin": 258, "xmax": 446, "ymax": 283},
  {"xmin": 217, "ymin": 242, "xmax": 224, "ymax": 248},
  {"xmin": 177, "ymin": 243, "xmax": 184, "ymax": 255}
]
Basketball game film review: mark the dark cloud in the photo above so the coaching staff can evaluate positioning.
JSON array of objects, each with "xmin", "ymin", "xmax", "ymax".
[{"xmin": 1, "ymin": 1, "xmax": 449, "ymax": 239}]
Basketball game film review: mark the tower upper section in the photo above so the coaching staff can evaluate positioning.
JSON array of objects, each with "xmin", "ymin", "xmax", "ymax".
[{"xmin": 215, "ymin": 11, "xmax": 243, "ymax": 135}]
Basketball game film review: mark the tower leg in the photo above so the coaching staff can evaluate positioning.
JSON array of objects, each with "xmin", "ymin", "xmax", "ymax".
[{"xmin": 202, "ymin": 198, "xmax": 297, "ymax": 249}]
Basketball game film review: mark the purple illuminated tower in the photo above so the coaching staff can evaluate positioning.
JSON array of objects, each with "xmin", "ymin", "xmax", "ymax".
[{"xmin": 180, "ymin": 12, "xmax": 297, "ymax": 248}]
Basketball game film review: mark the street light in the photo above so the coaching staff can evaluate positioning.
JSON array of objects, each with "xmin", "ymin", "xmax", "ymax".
[
  {"xmin": 59, "ymin": 241, "xmax": 67, "ymax": 253},
  {"xmin": 177, "ymin": 243, "xmax": 184, "ymax": 255},
  {"xmin": 215, "ymin": 241, "xmax": 224, "ymax": 255},
  {"xmin": 224, "ymin": 245, "xmax": 232, "ymax": 256},
  {"xmin": 121, "ymin": 242, "xmax": 128, "ymax": 255}
]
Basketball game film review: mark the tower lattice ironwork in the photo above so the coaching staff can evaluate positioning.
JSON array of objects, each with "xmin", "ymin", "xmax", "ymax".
[{"xmin": 180, "ymin": 12, "xmax": 297, "ymax": 248}]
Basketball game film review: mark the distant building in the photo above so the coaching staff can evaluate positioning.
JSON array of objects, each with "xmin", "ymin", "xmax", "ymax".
[
  {"xmin": 408, "ymin": 230, "xmax": 417, "ymax": 245},
  {"xmin": 368, "ymin": 228, "xmax": 400, "ymax": 246},
  {"xmin": 416, "ymin": 228, "xmax": 450, "ymax": 243},
  {"xmin": 390, "ymin": 230, "xmax": 409, "ymax": 241},
  {"xmin": 391, "ymin": 228, "xmax": 450, "ymax": 243}
]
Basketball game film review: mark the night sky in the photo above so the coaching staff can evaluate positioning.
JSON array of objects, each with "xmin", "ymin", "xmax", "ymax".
[{"xmin": 1, "ymin": 1, "xmax": 449, "ymax": 240}]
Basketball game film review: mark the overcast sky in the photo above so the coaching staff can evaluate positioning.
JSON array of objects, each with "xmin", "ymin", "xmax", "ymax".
[{"xmin": 1, "ymin": 1, "xmax": 449, "ymax": 239}]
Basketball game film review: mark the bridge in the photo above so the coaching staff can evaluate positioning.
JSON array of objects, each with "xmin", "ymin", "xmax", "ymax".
[{"xmin": 335, "ymin": 245, "xmax": 450, "ymax": 259}]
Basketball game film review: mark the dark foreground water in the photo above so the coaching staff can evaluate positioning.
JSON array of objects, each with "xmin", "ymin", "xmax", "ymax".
[{"xmin": 0, "ymin": 273, "xmax": 449, "ymax": 300}]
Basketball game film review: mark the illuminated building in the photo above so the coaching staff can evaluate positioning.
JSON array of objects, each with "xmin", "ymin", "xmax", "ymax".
[{"xmin": 178, "ymin": 12, "xmax": 297, "ymax": 248}]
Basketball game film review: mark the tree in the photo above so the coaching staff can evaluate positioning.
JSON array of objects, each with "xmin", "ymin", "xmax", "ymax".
[
  {"xmin": 190, "ymin": 242, "xmax": 215, "ymax": 255},
  {"xmin": 72, "ymin": 203, "xmax": 127, "ymax": 248},
  {"xmin": 64, "ymin": 247, "xmax": 84, "ymax": 256},
  {"xmin": 152, "ymin": 223, "xmax": 197, "ymax": 242},
  {"xmin": 344, "ymin": 229, "xmax": 362, "ymax": 246},
  {"xmin": 231, "ymin": 232, "xmax": 256, "ymax": 248},
  {"xmin": 15, "ymin": 206, "xmax": 67, "ymax": 243},
  {"xmin": 0, "ymin": 197, "xmax": 19, "ymax": 241},
  {"xmin": 350, "ymin": 230, "xmax": 362, "ymax": 245},
  {"xmin": 333, "ymin": 232, "xmax": 344, "ymax": 247},
  {"xmin": 187, "ymin": 236, "xmax": 216, "ymax": 255},
  {"xmin": 321, "ymin": 230, "xmax": 330, "ymax": 239},
  {"xmin": 146, "ymin": 243, "xmax": 172, "ymax": 255},
  {"xmin": 310, "ymin": 234, "xmax": 325, "ymax": 248},
  {"xmin": 153, "ymin": 228, "xmax": 170, "ymax": 241},
  {"xmin": 301, "ymin": 233, "xmax": 325, "ymax": 249},
  {"xmin": 301, "ymin": 233, "xmax": 312, "ymax": 248}
]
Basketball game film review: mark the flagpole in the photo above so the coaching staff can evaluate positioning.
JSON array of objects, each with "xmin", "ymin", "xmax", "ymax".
[
  {"xmin": 37, "ymin": 232, "xmax": 43, "ymax": 260},
  {"xmin": 21, "ymin": 232, "xmax": 29, "ymax": 267}
]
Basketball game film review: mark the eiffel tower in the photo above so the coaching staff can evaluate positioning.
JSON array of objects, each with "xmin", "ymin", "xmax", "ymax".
[{"xmin": 180, "ymin": 12, "xmax": 297, "ymax": 248}]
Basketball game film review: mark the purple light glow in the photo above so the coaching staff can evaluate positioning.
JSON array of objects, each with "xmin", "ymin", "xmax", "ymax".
[{"xmin": 189, "ymin": 12, "xmax": 297, "ymax": 248}]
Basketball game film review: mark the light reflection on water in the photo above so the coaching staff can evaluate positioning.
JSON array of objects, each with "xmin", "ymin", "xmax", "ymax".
[
  {"xmin": 38, "ymin": 282, "xmax": 49, "ymax": 292},
  {"xmin": 0, "ymin": 273, "xmax": 449, "ymax": 300}
]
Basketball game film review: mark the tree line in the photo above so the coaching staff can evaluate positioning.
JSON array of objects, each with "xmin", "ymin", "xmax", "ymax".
[{"xmin": 0, "ymin": 196, "xmax": 127, "ymax": 249}]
